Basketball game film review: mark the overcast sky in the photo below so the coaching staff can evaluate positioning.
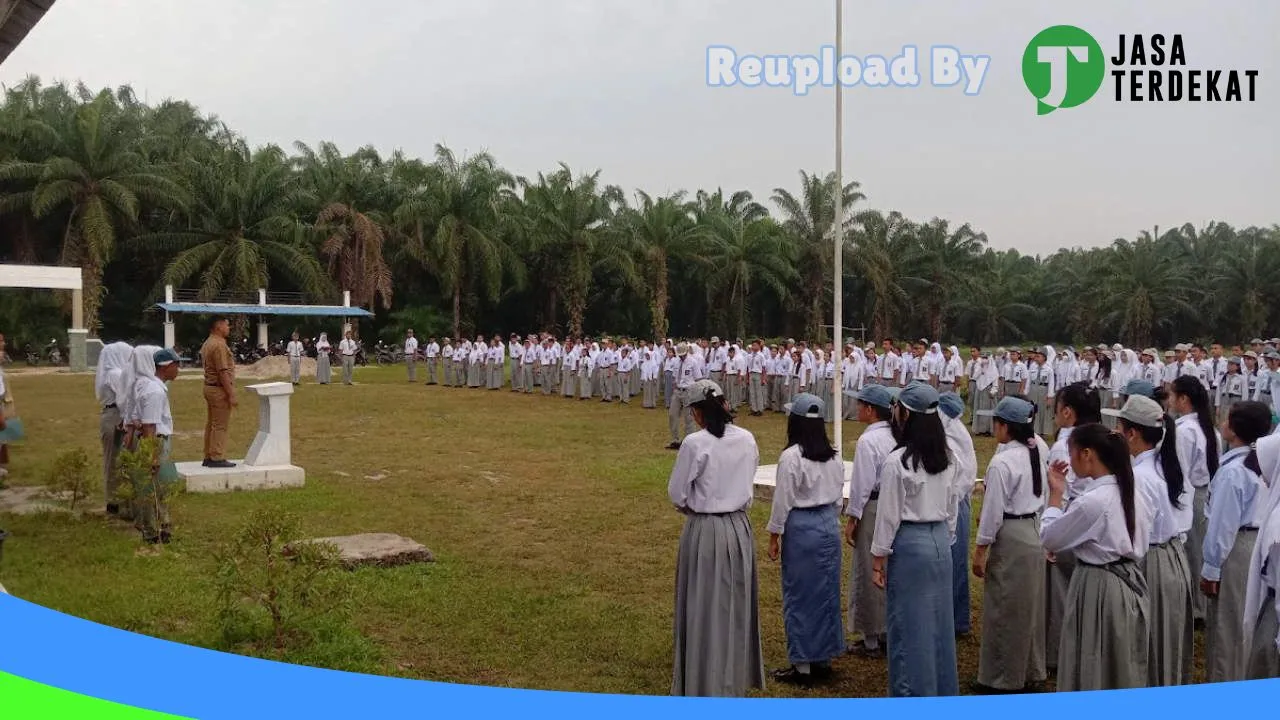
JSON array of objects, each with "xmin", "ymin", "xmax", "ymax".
[{"xmin": 3, "ymin": 0, "xmax": 1276, "ymax": 255}]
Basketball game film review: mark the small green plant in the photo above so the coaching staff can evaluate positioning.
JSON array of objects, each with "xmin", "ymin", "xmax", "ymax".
[
  {"xmin": 213, "ymin": 508, "xmax": 353, "ymax": 655},
  {"xmin": 114, "ymin": 437, "xmax": 180, "ymax": 537},
  {"xmin": 45, "ymin": 449, "xmax": 97, "ymax": 511}
]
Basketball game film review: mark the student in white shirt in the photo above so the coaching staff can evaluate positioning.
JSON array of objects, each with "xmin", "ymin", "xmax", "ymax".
[
  {"xmin": 1041, "ymin": 423, "xmax": 1151, "ymax": 691},
  {"xmin": 576, "ymin": 346, "xmax": 594, "ymax": 401},
  {"xmin": 746, "ymin": 341, "xmax": 767, "ymax": 416},
  {"xmin": 972, "ymin": 396, "xmax": 1049, "ymax": 693},
  {"xmin": 869, "ymin": 382, "xmax": 959, "ymax": 697},
  {"xmin": 95, "ymin": 341, "xmax": 133, "ymax": 515},
  {"xmin": 338, "ymin": 331, "xmax": 359, "ymax": 385},
  {"xmin": 507, "ymin": 334, "xmax": 523, "ymax": 392},
  {"xmin": 135, "ymin": 348, "xmax": 181, "ymax": 545},
  {"xmin": 424, "ymin": 336, "xmax": 440, "ymax": 385},
  {"xmin": 938, "ymin": 346, "xmax": 961, "ymax": 394},
  {"xmin": 1219, "ymin": 357, "xmax": 1248, "ymax": 424},
  {"xmin": 668, "ymin": 379, "xmax": 764, "ymax": 696},
  {"xmin": 1200, "ymin": 402, "xmax": 1272, "ymax": 682},
  {"xmin": 403, "ymin": 329, "xmax": 419, "ymax": 383},
  {"xmin": 667, "ymin": 343, "xmax": 703, "ymax": 449},
  {"xmin": 1243, "ymin": 432, "xmax": 1280, "ymax": 679},
  {"xmin": 971, "ymin": 352, "xmax": 999, "ymax": 436},
  {"xmin": 938, "ymin": 392, "xmax": 977, "ymax": 638},
  {"xmin": 844, "ymin": 384, "xmax": 897, "ymax": 657},
  {"xmin": 1118, "ymin": 395, "xmax": 1193, "ymax": 687},
  {"xmin": 286, "ymin": 332, "xmax": 305, "ymax": 385},
  {"xmin": 766, "ymin": 393, "xmax": 846, "ymax": 685},
  {"xmin": 1170, "ymin": 375, "xmax": 1222, "ymax": 624},
  {"xmin": 617, "ymin": 348, "xmax": 636, "ymax": 404},
  {"xmin": 315, "ymin": 333, "xmax": 332, "ymax": 385},
  {"xmin": 487, "ymin": 337, "xmax": 504, "ymax": 390}
]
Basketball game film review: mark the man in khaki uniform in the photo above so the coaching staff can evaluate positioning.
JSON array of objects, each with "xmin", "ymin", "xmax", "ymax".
[{"xmin": 200, "ymin": 317, "xmax": 237, "ymax": 468}]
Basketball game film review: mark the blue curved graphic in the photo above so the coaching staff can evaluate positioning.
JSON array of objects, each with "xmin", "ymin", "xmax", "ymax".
[{"xmin": 0, "ymin": 592, "xmax": 1278, "ymax": 718}]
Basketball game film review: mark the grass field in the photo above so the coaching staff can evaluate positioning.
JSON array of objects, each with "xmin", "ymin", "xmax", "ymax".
[{"xmin": 0, "ymin": 364, "xmax": 1043, "ymax": 696}]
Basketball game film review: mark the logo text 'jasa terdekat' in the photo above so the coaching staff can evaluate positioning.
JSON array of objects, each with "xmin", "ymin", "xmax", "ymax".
[{"xmin": 1111, "ymin": 34, "xmax": 1259, "ymax": 102}]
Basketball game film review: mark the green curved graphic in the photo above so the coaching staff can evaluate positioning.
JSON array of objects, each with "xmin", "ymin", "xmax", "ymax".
[{"xmin": 0, "ymin": 671, "xmax": 192, "ymax": 719}]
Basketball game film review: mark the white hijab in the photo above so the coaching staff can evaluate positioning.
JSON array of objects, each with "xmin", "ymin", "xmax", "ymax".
[
  {"xmin": 317, "ymin": 332, "xmax": 330, "ymax": 349},
  {"xmin": 977, "ymin": 355, "xmax": 1000, "ymax": 391},
  {"xmin": 1245, "ymin": 433, "xmax": 1280, "ymax": 657},
  {"xmin": 95, "ymin": 342, "xmax": 134, "ymax": 404},
  {"xmin": 121, "ymin": 345, "xmax": 161, "ymax": 424}
]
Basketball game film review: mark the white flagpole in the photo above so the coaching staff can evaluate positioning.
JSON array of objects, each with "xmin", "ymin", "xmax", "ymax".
[{"xmin": 832, "ymin": 0, "xmax": 845, "ymax": 454}]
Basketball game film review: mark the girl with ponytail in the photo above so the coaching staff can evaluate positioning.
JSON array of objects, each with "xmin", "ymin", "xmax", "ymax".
[
  {"xmin": 1119, "ymin": 395, "xmax": 1194, "ymax": 687},
  {"xmin": 1200, "ymin": 401, "xmax": 1272, "ymax": 682},
  {"xmin": 1171, "ymin": 375, "xmax": 1222, "ymax": 625},
  {"xmin": 971, "ymin": 395, "xmax": 1049, "ymax": 693},
  {"xmin": 1040, "ymin": 422, "xmax": 1152, "ymax": 691}
]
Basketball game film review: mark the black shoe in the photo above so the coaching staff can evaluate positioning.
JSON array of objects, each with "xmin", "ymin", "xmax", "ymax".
[
  {"xmin": 203, "ymin": 460, "xmax": 236, "ymax": 469},
  {"xmin": 847, "ymin": 642, "xmax": 886, "ymax": 659},
  {"xmin": 143, "ymin": 535, "xmax": 161, "ymax": 545},
  {"xmin": 770, "ymin": 667, "xmax": 815, "ymax": 686},
  {"xmin": 106, "ymin": 503, "xmax": 120, "ymax": 516},
  {"xmin": 160, "ymin": 530, "xmax": 172, "ymax": 544}
]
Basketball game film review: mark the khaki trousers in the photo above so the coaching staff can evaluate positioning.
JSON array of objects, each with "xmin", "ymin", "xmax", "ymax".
[{"xmin": 202, "ymin": 385, "xmax": 232, "ymax": 461}]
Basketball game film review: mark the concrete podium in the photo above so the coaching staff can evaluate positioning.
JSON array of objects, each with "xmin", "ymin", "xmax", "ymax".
[{"xmin": 176, "ymin": 382, "xmax": 306, "ymax": 493}]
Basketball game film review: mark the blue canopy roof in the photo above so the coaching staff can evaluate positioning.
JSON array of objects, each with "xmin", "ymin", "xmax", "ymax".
[{"xmin": 155, "ymin": 302, "xmax": 374, "ymax": 318}]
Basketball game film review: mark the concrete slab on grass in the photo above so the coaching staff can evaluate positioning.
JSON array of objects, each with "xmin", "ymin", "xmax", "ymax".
[
  {"xmin": 293, "ymin": 533, "xmax": 435, "ymax": 569},
  {"xmin": 176, "ymin": 461, "xmax": 305, "ymax": 494}
]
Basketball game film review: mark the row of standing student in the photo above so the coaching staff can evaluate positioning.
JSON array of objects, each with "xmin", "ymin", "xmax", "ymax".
[{"xmin": 667, "ymin": 375, "xmax": 1280, "ymax": 697}]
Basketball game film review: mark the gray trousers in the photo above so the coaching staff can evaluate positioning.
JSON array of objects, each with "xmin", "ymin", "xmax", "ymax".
[
  {"xmin": 668, "ymin": 388, "xmax": 694, "ymax": 444},
  {"xmin": 427, "ymin": 357, "xmax": 438, "ymax": 384},
  {"xmin": 407, "ymin": 356, "xmax": 417, "ymax": 382},
  {"xmin": 523, "ymin": 364, "xmax": 536, "ymax": 393},
  {"xmin": 101, "ymin": 406, "xmax": 123, "ymax": 506},
  {"xmin": 710, "ymin": 370, "xmax": 725, "ymax": 389},
  {"xmin": 643, "ymin": 378, "xmax": 657, "ymax": 407},
  {"xmin": 748, "ymin": 372, "xmax": 764, "ymax": 412},
  {"xmin": 342, "ymin": 355, "xmax": 355, "ymax": 384},
  {"xmin": 511, "ymin": 362, "xmax": 522, "ymax": 391},
  {"xmin": 620, "ymin": 373, "xmax": 632, "ymax": 403},
  {"xmin": 541, "ymin": 366, "xmax": 555, "ymax": 394},
  {"xmin": 579, "ymin": 370, "xmax": 593, "ymax": 399},
  {"xmin": 664, "ymin": 371, "xmax": 674, "ymax": 407},
  {"xmin": 290, "ymin": 356, "xmax": 302, "ymax": 383}
]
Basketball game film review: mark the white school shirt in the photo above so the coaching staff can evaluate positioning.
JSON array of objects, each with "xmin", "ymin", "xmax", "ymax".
[
  {"xmin": 748, "ymin": 351, "xmax": 766, "ymax": 373},
  {"xmin": 900, "ymin": 354, "xmax": 918, "ymax": 385},
  {"xmin": 1174, "ymin": 413, "xmax": 1217, "ymax": 501},
  {"xmin": 1205, "ymin": 357, "xmax": 1227, "ymax": 391},
  {"xmin": 404, "ymin": 337, "xmax": 419, "ymax": 355},
  {"xmin": 577, "ymin": 353, "xmax": 594, "ymax": 374},
  {"xmin": 767, "ymin": 446, "xmax": 846, "ymax": 535},
  {"xmin": 1040, "ymin": 475, "xmax": 1151, "ymax": 564},
  {"xmin": 440, "ymin": 343, "xmax": 451, "ymax": 359},
  {"xmin": 1201, "ymin": 447, "xmax": 1264, "ymax": 582},
  {"xmin": 135, "ymin": 375, "xmax": 174, "ymax": 436},
  {"xmin": 667, "ymin": 425, "xmax": 758, "ymax": 514},
  {"xmin": 943, "ymin": 415, "xmax": 979, "ymax": 504},
  {"xmin": 618, "ymin": 354, "xmax": 636, "ymax": 373},
  {"xmin": 941, "ymin": 357, "xmax": 961, "ymax": 384},
  {"xmin": 708, "ymin": 346, "xmax": 727, "ymax": 372},
  {"xmin": 912, "ymin": 355, "xmax": 933, "ymax": 382},
  {"xmin": 674, "ymin": 357, "xmax": 701, "ymax": 389},
  {"xmin": 976, "ymin": 439, "xmax": 1050, "ymax": 546},
  {"xmin": 541, "ymin": 347, "xmax": 557, "ymax": 366},
  {"xmin": 1005, "ymin": 361, "xmax": 1028, "ymax": 385},
  {"xmin": 732, "ymin": 353, "xmax": 748, "ymax": 376},
  {"xmin": 1255, "ymin": 368, "xmax": 1273, "ymax": 400},
  {"xmin": 881, "ymin": 351, "xmax": 901, "ymax": 381},
  {"xmin": 1132, "ymin": 449, "xmax": 1182, "ymax": 546},
  {"xmin": 339, "ymin": 338, "xmax": 358, "ymax": 356},
  {"xmin": 563, "ymin": 352, "xmax": 579, "ymax": 373},
  {"xmin": 425, "ymin": 342, "xmax": 439, "ymax": 359},
  {"xmin": 488, "ymin": 345, "xmax": 503, "ymax": 363},
  {"xmin": 510, "ymin": 342, "xmax": 523, "ymax": 361},
  {"xmin": 965, "ymin": 359, "xmax": 979, "ymax": 381},
  {"xmin": 521, "ymin": 345, "xmax": 538, "ymax": 364},
  {"xmin": 287, "ymin": 340, "xmax": 304, "ymax": 358},
  {"xmin": 663, "ymin": 355, "xmax": 680, "ymax": 376},
  {"xmin": 846, "ymin": 421, "xmax": 896, "ymax": 520},
  {"xmin": 871, "ymin": 448, "xmax": 960, "ymax": 556}
]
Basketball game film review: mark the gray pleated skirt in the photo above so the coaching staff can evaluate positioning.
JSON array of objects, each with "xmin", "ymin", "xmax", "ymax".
[
  {"xmin": 781, "ymin": 504, "xmax": 846, "ymax": 664},
  {"xmin": 672, "ymin": 511, "xmax": 765, "ymax": 697},
  {"xmin": 849, "ymin": 497, "xmax": 886, "ymax": 642},
  {"xmin": 1027, "ymin": 383, "xmax": 1051, "ymax": 435},
  {"xmin": 972, "ymin": 387, "xmax": 994, "ymax": 435},
  {"xmin": 1057, "ymin": 561, "xmax": 1149, "ymax": 692},
  {"xmin": 1186, "ymin": 487, "xmax": 1209, "ymax": 622},
  {"xmin": 885, "ymin": 521, "xmax": 959, "ymax": 697},
  {"xmin": 1045, "ymin": 550, "xmax": 1076, "ymax": 672},
  {"xmin": 1247, "ymin": 590, "xmax": 1280, "ymax": 679},
  {"xmin": 978, "ymin": 517, "xmax": 1047, "ymax": 690},
  {"xmin": 1143, "ymin": 538, "xmax": 1194, "ymax": 686},
  {"xmin": 1206, "ymin": 529, "xmax": 1257, "ymax": 682}
]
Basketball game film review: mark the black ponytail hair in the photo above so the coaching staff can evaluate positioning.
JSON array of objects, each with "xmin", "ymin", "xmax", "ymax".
[
  {"xmin": 1098, "ymin": 354, "xmax": 1112, "ymax": 382},
  {"xmin": 997, "ymin": 393, "xmax": 1043, "ymax": 497},
  {"xmin": 894, "ymin": 409, "xmax": 951, "ymax": 475},
  {"xmin": 1228, "ymin": 401, "xmax": 1272, "ymax": 475},
  {"xmin": 1172, "ymin": 376, "xmax": 1219, "ymax": 476},
  {"xmin": 786, "ymin": 414, "xmax": 838, "ymax": 463},
  {"xmin": 1119, "ymin": 414, "xmax": 1186, "ymax": 510},
  {"xmin": 691, "ymin": 387, "xmax": 734, "ymax": 438},
  {"xmin": 1069, "ymin": 423, "xmax": 1138, "ymax": 543},
  {"xmin": 1057, "ymin": 381, "xmax": 1102, "ymax": 425}
]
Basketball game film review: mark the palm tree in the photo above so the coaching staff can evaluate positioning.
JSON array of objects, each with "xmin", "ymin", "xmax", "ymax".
[
  {"xmin": 515, "ymin": 164, "xmax": 624, "ymax": 336},
  {"xmin": 293, "ymin": 141, "xmax": 395, "ymax": 311},
  {"xmin": 953, "ymin": 249, "xmax": 1039, "ymax": 344},
  {"xmin": 133, "ymin": 143, "xmax": 330, "ymax": 305},
  {"xmin": 1215, "ymin": 226, "xmax": 1279, "ymax": 339},
  {"xmin": 702, "ymin": 213, "xmax": 795, "ymax": 340},
  {"xmin": 395, "ymin": 144, "xmax": 521, "ymax": 339},
  {"xmin": 848, "ymin": 210, "xmax": 916, "ymax": 340},
  {"xmin": 614, "ymin": 191, "xmax": 705, "ymax": 340},
  {"xmin": 771, "ymin": 171, "xmax": 864, "ymax": 341},
  {"xmin": 0, "ymin": 90, "xmax": 186, "ymax": 333},
  {"xmin": 1101, "ymin": 235, "xmax": 1195, "ymax": 348},
  {"xmin": 906, "ymin": 218, "xmax": 987, "ymax": 340}
]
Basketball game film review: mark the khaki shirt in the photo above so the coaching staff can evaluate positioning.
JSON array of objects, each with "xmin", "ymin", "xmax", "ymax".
[{"xmin": 201, "ymin": 335, "xmax": 235, "ymax": 386}]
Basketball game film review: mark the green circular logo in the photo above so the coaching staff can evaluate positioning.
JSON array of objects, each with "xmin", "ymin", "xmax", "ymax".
[{"xmin": 1022, "ymin": 25, "xmax": 1106, "ymax": 115}]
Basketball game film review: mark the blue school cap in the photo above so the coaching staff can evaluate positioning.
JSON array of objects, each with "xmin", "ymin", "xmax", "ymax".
[
  {"xmin": 1121, "ymin": 379, "xmax": 1156, "ymax": 399},
  {"xmin": 153, "ymin": 348, "xmax": 180, "ymax": 366},
  {"xmin": 993, "ymin": 396, "xmax": 1035, "ymax": 424},
  {"xmin": 898, "ymin": 381, "xmax": 939, "ymax": 414},
  {"xmin": 854, "ymin": 384, "xmax": 894, "ymax": 410},
  {"xmin": 937, "ymin": 392, "xmax": 965, "ymax": 419},
  {"xmin": 784, "ymin": 392, "xmax": 824, "ymax": 419}
]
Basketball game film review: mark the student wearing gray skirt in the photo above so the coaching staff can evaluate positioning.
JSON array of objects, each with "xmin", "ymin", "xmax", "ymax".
[
  {"xmin": 1243, "ymin": 431, "xmax": 1280, "ymax": 680},
  {"xmin": 1040, "ymin": 423, "xmax": 1151, "ymax": 692}
]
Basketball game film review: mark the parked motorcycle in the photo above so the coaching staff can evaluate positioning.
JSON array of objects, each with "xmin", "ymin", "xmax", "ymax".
[{"xmin": 374, "ymin": 341, "xmax": 404, "ymax": 366}]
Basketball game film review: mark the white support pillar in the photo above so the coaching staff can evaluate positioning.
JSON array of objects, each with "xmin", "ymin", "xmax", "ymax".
[
  {"xmin": 257, "ymin": 321, "xmax": 269, "ymax": 350},
  {"xmin": 164, "ymin": 313, "xmax": 175, "ymax": 349},
  {"xmin": 164, "ymin": 285, "xmax": 174, "ymax": 304},
  {"xmin": 244, "ymin": 382, "xmax": 294, "ymax": 467},
  {"xmin": 69, "ymin": 287, "xmax": 87, "ymax": 371},
  {"xmin": 258, "ymin": 288, "xmax": 267, "ymax": 306}
]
